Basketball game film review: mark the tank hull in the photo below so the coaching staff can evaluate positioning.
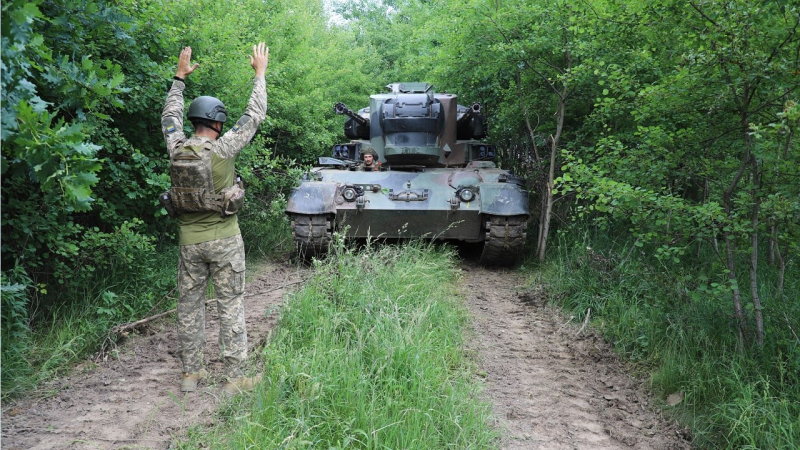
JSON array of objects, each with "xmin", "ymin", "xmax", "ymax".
[{"xmin": 286, "ymin": 165, "xmax": 529, "ymax": 265}]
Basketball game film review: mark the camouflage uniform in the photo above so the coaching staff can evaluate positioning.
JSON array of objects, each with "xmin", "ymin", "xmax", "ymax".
[
  {"xmin": 161, "ymin": 76, "xmax": 267, "ymax": 377},
  {"xmin": 359, "ymin": 148, "xmax": 379, "ymax": 171}
]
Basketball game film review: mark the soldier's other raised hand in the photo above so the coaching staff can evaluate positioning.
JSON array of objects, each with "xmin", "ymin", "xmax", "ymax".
[{"xmin": 250, "ymin": 42, "xmax": 268, "ymax": 77}]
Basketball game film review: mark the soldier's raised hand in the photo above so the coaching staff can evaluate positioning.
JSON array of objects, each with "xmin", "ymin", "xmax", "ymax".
[
  {"xmin": 176, "ymin": 47, "xmax": 199, "ymax": 79},
  {"xmin": 250, "ymin": 42, "xmax": 268, "ymax": 77}
]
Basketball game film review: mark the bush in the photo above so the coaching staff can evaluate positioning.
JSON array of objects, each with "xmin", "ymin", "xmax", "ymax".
[{"xmin": 1, "ymin": 267, "xmax": 35, "ymax": 398}]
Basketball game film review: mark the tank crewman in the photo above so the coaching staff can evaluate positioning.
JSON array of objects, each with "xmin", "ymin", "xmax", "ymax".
[
  {"xmin": 360, "ymin": 147, "xmax": 380, "ymax": 171},
  {"xmin": 161, "ymin": 44, "xmax": 268, "ymax": 394}
]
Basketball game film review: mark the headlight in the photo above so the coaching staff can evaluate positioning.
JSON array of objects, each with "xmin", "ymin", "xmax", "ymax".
[
  {"xmin": 342, "ymin": 186, "xmax": 358, "ymax": 202},
  {"xmin": 458, "ymin": 188, "xmax": 475, "ymax": 202}
]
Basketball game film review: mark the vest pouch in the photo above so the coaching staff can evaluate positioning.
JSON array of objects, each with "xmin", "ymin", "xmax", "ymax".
[
  {"xmin": 170, "ymin": 186, "xmax": 211, "ymax": 213},
  {"xmin": 220, "ymin": 184, "xmax": 245, "ymax": 217},
  {"xmin": 158, "ymin": 190, "xmax": 179, "ymax": 218}
]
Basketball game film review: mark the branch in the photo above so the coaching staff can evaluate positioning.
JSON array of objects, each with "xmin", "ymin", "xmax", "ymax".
[
  {"xmin": 576, "ymin": 308, "xmax": 592, "ymax": 335},
  {"xmin": 516, "ymin": 68, "xmax": 542, "ymax": 163},
  {"xmin": 109, "ymin": 279, "xmax": 305, "ymax": 335},
  {"xmin": 786, "ymin": 313, "xmax": 800, "ymax": 346},
  {"xmin": 688, "ymin": 1, "xmax": 718, "ymax": 28}
]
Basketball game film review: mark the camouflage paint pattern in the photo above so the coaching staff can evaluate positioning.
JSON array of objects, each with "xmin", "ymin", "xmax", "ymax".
[
  {"xmin": 286, "ymin": 82, "xmax": 529, "ymax": 266},
  {"xmin": 177, "ymin": 234, "xmax": 247, "ymax": 377},
  {"xmin": 286, "ymin": 164, "xmax": 528, "ymax": 240}
]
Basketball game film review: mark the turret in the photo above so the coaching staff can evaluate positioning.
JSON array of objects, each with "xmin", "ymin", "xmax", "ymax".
[
  {"xmin": 375, "ymin": 82, "xmax": 445, "ymax": 166},
  {"xmin": 333, "ymin": 82, "xmax": 492, "ymax": 168}
]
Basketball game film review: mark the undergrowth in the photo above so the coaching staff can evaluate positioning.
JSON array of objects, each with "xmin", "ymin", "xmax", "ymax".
[
  {"xmin": 177, "ymin": 238, "xmax": 497, "ymax": 449},
  {"xmin": 1, "ymin": 247, "xmax": 177, "ymax": 400},
  {"xmin": 531, "ymin": 229, "xmax": 800, "ymax": 449}
]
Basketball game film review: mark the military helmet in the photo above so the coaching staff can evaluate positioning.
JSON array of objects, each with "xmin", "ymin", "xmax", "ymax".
[
  {"xmin": 361, "ymin": 147, "xmax": 377, "ymax": 158},
  {"xmin": 188, "ymin": 96, "xmax": 228, "ymax": 123}
]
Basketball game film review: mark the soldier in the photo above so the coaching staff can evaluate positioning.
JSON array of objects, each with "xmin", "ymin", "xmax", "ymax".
[
  {"xmin": 161, "ymin": 43, "xmax": 268, "ymax": 394},
  {"xmin": 360, "ymin": 147, "xmax": 379, "ymax": 171}
]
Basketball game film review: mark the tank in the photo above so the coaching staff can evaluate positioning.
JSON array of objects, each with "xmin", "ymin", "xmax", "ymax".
[{"xmin": 285, "ymin": 82, "xmax": 529, "ymax": 266}]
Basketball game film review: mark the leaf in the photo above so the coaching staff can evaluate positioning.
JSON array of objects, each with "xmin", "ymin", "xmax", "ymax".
[
  {"xmin": 108, "ymin": 72, "xmax": 124, "ymax": 89},
  {"xmin": 666, "ymin": 391, "xmax": 684, "ymax": 406}
]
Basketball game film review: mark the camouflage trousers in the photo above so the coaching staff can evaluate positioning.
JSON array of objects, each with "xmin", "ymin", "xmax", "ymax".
[{"xmin": 177, "ymin": 234, "xmax": 247, "ymax": 377}]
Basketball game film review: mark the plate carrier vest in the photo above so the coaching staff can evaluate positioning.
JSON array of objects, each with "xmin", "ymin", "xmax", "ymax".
[{"xmin": 159, "ymin": 141, "xmax": 244, "ymax": 218}]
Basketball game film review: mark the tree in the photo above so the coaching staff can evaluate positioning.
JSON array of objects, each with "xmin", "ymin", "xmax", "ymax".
[{"xmin": 557, "ymin": 0, "xmax": 800, "ymax": 349}]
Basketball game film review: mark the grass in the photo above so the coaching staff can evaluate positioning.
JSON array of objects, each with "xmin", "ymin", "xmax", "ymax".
[
  {"xmin": 176, "ymin": 238, "xmax": 497, "ymax": 449},
  {"xmin": 531, "ymin": 228, "xmax": 800, "ymax": 449},
  {"xmin": 1, "ymin": 247, "xmax": 179, "ymax": 400}
]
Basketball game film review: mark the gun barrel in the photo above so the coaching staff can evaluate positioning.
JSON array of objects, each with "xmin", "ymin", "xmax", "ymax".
[
  {"xmin": 457, "ymin": 103, "xmax": 482, "ymax": 126},
  {"xmin": 334, "ymin": 102, "xmax": 369, "ymax": 127}
]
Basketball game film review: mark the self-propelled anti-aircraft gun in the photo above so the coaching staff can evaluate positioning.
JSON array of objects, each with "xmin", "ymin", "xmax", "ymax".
[{"xmin": 285, "ymin": 82, "xmax": 529, "ymax": 265}]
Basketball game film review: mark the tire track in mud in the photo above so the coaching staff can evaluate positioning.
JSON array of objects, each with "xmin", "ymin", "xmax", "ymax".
[
  {"xmin": 461, "ymin": 263, "xmax": 690, "ymax": 449},
  {"xmin": 3, "ymin": 259, "xmax": 691, "ymax": 449}
]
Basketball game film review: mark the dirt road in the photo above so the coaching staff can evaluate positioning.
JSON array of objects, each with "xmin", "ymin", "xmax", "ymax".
[
  {"xmin": 2, "ymin": 261, "xmax": 690, "ymax": 449},
  {"xmin": 461, "ymin": 263, "xmax": 689, "ymax": 449},
  {"xmin": 1, "ymin": 262, "xmax": 301, "ymax": 450}
]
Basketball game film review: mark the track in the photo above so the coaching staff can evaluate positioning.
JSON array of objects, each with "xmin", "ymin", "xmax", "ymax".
[
  {"xmin": 290, "ymin": 214, "xmax": 332, "ymax": 261},
  {"xmin": 479, "ymin": 215, "xmax": 528, "ymax": 266},
  {"xmin": 462, "ymin": 264, "xmax": 690, "ymax": 449},
  {"xmin": 292, "ymin": 213, "xmax": 529, "ymax": 267}
]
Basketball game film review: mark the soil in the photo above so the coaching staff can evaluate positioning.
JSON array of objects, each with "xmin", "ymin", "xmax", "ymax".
[
  {"xmin": 2, "ymin": 259, "xmax": 692, "ymax": 449},
  {"xmin": 460, "ymin": 262, "xmax": 690, "ymax": 449}
]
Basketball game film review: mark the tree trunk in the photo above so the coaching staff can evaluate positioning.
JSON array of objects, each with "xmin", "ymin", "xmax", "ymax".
[
  {"xmin": 537, "ymin": 190, "xmax": 548, "ymax": 259},
  {"xmin": 722, "ymin": 154, "xmax": 750, "ymax": 351},
  {"xmin": 723, "ymin": 229, "xmax": 746, "ymax": 351},
  {"xmin": 516, "ymin": 69, "xmax": 541, "ymax": 165},
  {"xmin": 768, "ymin": 223, "xmax": 777, "ymax": 266},
  {"xmin": 538, "ymin": 137, "xmax": 557, "ymax": 262},
  {"xmin": 749, "ymin": 156, "xmax": 764, "ymax": 347},
  {"xmin": 536, "ymin": 82, "xmax": 566, "ymax": 262},
  {"xmin": 776, "ymin": 243, "xmax": 785, "ymax": 296}
]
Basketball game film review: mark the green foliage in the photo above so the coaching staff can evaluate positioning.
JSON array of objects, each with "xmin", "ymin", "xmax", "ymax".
[
  {"xmin": 0, "ymin": 246, "xmax": 178, "ymax": 401},
  {"xmin": 556, "ymin": 152, "xmax": 728, "ymax": 257},
  {"xmin": 1, "ymin": 0, "xmax": 172, "ymax": 297},
  {"xmin": 178, "ymin": 241, "xmax": 496, "ymax": 449},
  {"xmin": 534, "ymin": 228, "xmax": 800, "ymax": 448},
  {"xmin": 1, "ymin": 268, "xmax": 35, "ymax": 397},
  {"xmin": 1, "ymin": 0, "xmax": 140, "ymax": 207}
]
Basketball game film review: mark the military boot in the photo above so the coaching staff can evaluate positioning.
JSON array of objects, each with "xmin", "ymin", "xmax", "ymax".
[
  {"xmin": 221, "ymin": 374, "xmax": 262, "ymax": 395},
  {"xmin": 180, "ymin": 369, "xmax": 208, "ymax": 392}
]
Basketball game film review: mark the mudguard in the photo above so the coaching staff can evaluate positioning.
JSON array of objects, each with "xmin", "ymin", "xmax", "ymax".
[
  {"xmin": 479, "ymin": 183, "xmax": 529, "ymax": 216},
  {"xmin": 286, "ymin": 182, "xmax": 339, "ymax": 215}
]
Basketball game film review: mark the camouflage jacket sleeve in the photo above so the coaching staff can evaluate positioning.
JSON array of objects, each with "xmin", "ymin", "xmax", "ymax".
[
  {"xmin": 214, "ymin": 76, "xmax": 267, "ymax": 159},
  {"xmin": 161, "ymin": 79, "xmax": 188, "ymax": 155}
]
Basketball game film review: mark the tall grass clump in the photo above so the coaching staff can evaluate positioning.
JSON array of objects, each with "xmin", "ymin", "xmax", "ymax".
[
  {"xmin": 532, "ymin": 228, "xmax": 799, "ymax": 449},
  {"xmin": 1, "ymin": 242, "xmax": 178, "ymax": 400},
  {"xmin": 179, "ymin": 240, "xmax": 496, "ymax": 449}
]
